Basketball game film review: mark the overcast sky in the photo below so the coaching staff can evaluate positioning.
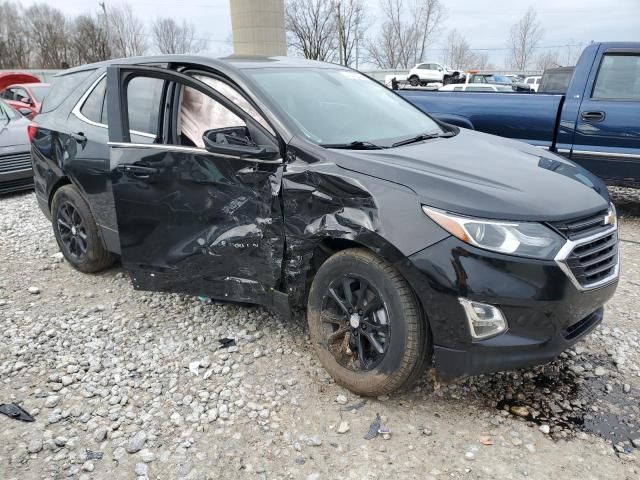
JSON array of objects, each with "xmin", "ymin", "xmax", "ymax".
[{"xmin": 17, "ymin": 0, "xmax": 640, "ymax": 67}]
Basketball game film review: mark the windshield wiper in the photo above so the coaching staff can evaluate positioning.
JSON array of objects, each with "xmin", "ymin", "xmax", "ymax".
[
  {"xmin": 319, "ymin": 140, "xmax": 386, "ymax": 150},
  {"xmin": 392, "ymin": 131, "xmax": 455, "ymax": 147}
]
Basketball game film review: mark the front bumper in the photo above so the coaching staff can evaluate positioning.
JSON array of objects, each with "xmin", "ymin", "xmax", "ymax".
[
  {"xmin": 401, "ymin": 236, "xmax": 618, "ymax": 380},
  {"xmin": 0, "ymin": 166, "xmax": 34, "ymax": 194}
]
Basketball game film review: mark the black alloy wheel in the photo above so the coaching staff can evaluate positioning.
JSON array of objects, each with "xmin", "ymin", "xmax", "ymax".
[
  {"xmin": 321, "ymin": 274, "xmax": 390, "ymax": 371},
  {"xmin": 56, "ymin": 201, "xmax": 88, "ymax": 260}
]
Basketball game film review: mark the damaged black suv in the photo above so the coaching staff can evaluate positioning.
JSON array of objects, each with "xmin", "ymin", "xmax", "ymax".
[{"xmin": 31, "ymin": 56, "xmax": 619, "ymax": 395}]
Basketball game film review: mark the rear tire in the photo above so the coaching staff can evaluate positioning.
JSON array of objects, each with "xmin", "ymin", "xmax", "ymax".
[
  {"xmin": 307, "ymin": 248, "xmax": 430, "ymax": 396},
  {"xmin": 51, "ymin": 185, "xmax": 115, "ymax": 273}
]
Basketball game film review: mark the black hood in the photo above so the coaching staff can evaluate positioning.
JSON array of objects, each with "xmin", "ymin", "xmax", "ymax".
[
  {"xmin": 0, "ymin": 114, "xmax": 30, "ymax": 150},
  {"xmin": 334, "ymin": 129, "xmax": 609, "ymax": 222}
]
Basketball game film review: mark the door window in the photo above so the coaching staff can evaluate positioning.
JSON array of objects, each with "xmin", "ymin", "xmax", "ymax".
[
  {"xmin": 179, "ymin": 75, "xmax": 273, "ymax": 148},
  {"xmin": 592, "ymin": 53, "xmax": 640, "ymax": 100},
  {"xmin": 126, "ymin": 76, "xmax": 164, "ymax": 136}
]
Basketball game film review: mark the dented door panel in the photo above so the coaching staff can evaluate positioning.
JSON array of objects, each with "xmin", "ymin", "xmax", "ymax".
[{"xmin": 110, "ymin": 145, "xmax": 284, "ymax": 304}]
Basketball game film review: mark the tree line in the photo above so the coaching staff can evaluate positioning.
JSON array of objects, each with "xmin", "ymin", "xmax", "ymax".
[
  {"xmin": 0, "ymin": 1, "xmax": 207, "ymax": 69},
  {"xmin": 0, "ymin": 0, "xmax": 572, "ymax": 72},
  {"xmin": 286, "ymin": 0, "xmax": 570, "ymax": 71}
]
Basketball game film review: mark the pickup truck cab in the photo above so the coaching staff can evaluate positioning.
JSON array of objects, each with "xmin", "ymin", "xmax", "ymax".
[
  {"xmin": 400, "ymin": 42, "xmax": 640, "ymax": 187},
  {"xmin": 31, "ymin": 55, "xmax": 618, "ymax": 395}
]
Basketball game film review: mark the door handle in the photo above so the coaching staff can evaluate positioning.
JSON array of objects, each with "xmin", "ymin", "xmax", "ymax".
[
  {"xmin": 117, "ymin": 164, "xmax": 159, "ymax": 178},
  {"xmin": 581, "ymin": 111, "xmax": 605, "ymax": 122}
]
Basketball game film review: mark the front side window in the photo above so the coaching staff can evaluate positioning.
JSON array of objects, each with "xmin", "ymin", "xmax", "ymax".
[
  {"xmin": 11, "ymin": 88, "xmax": 28, "ymax": 101},
  {"xmin": 246, "ymin": 67, "xmax": 444, "ymax": 146},
  {"xmin": 593, "ymin": 53, "xmax": 640, "ymax": 100},
  {"xmin": 126, "ymin": 76, "xmax": 164, "ymax": 135}
]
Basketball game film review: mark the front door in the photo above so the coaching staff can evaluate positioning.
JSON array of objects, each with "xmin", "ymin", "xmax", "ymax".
[
  {"xmin": 105, "ymin": 65, "xmax": 285, "ymax": 305},
  {"xmin": 571, "ymin": 47, "xmax": 640, "ymax": 186}
]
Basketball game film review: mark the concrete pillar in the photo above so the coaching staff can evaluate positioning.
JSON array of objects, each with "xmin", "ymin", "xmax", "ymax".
[{"xmin": 230, "ymin": 0, "xmax": 287, "ymax": 56}]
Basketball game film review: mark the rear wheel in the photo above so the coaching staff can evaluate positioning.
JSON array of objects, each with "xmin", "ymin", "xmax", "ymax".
[
  {"xmin": 307, "ymin": 248, "xmax": 430, "ymax": 396},
  {"xmin": 51, "ymin": 185, "xmax": 115, "ymax": 273}
]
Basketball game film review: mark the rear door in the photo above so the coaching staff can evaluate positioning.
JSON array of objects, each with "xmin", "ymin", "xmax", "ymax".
[
  {"xmin": 572, "ymin": 47, "xmax": 640, "ymax": 185},
  {"xmin": 105, "ymin": 65, "xmax": 285, "ymax": 305}
]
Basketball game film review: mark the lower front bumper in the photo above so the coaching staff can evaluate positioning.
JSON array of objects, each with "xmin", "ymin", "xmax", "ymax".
[
  {"xmin": 0, "ymin": 168, "xmax": 34, "ymax": 194},
  {"xmin": 400, "ymin": 235, "xmax": 618, "ymax": 380},
  {"xmin": 434, "ymin": 307, "xmax": 603, "ymax": 380}
]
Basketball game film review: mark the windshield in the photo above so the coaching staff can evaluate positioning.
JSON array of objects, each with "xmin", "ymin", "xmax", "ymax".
[
  {"xmin": 245, "ymin": 67, "xmax": 444, "ymax": 146},
  {"xmin": 29, "ymin": 85, "xmax": 49, "ymax": 102},
  {"xmin": 0, "ymin": 99, "xmax": 19, "ymax": 120}
]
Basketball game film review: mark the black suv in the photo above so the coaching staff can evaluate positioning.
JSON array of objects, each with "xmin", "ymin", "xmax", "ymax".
[{"xmin": 31, "ymin": 55, "xmax": 619, "ymax": 395}]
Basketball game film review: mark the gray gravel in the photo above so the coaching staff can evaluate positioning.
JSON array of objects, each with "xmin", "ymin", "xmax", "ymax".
[{"xmin": 1, "ymin": 190, "xmax": 639, "ymax": 480}]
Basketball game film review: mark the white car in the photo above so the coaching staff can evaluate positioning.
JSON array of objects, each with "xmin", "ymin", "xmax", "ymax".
[
  {"xmin": 438, "ymin": 84, "xmax": 513, "ymax": 92},
  {"xmin": 524, "ymin": 76, "xmax": 542, "ymax": 92},
  {"xmin": 407, "ymin": 62, "xmax": 459, "ymax": 86}
]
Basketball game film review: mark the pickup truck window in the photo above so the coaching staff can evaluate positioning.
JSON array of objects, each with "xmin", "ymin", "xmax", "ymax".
[{"xmin": 593, "ymin": 53, "xmax": 640, "ymax": 100}]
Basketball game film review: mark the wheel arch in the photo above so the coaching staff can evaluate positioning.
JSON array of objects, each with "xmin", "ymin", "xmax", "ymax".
[{"xmin": 47, "ymin": 176, "xmax": 72, "ymax": 211}]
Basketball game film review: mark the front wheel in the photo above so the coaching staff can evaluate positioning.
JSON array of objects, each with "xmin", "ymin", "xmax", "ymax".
[
  {"xmin": 307, "ymin": 248, "xmax": 430, "ymax": 396},
  {"xmin": 408, "ymin": 76, "xmax": 420, "ymax": 87}
]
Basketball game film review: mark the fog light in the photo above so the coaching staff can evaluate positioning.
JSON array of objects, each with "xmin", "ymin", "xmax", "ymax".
[{"xmin": 459, "ymin": 298, "xmax": 507, "ymax": 340}]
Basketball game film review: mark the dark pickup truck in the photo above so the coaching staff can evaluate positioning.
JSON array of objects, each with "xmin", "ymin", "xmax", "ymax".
[{"xmin": 400, "ymin": 42, "xmax": 640, "ymax": 187}]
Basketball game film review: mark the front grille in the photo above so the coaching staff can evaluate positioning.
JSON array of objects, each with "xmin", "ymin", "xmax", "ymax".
[
  {"xmin": 562, "ymin": 230, "xmax": 618, "ymax": 288},
  {"xmin": 0, "ymin": 176, "xmax": 34, "ymax": 194},
  {"xmin": 550, "ymin": 210, "xmax": 608, "ymax": 240},
  {"xmin": 0, "ymin": 152, "xmax": 32, "ymax": 174}
]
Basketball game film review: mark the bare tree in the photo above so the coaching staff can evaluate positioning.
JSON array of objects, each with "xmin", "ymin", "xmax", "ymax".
[
  {"xmin": 0, "ymin": 1, "xmax": 31, "ymax": 68},
  {"xmin": 507, "ymin": 7, "xmax": 543, "ymax": 70},
  {"xmin": 70, "ymin": 13, "xmax": 111, "ymax": 65},
  {"xmin": 24, "ymin": 4, "xmax": 72, "ymax": 68},
  {"xmin": 443, "ymin": 29, "xmax": 477, "ymax": 70},
  {"xmin": 151, "ymin": 18, "xmax": 207, "ymax": 54},
  {"xmin": 535, "ymin": 50, "xmax": 561, "ymax": 70},
  {"xmin": 474, "ymin": 52, "xmax": 490, "ymax": 70},
  {"xmin": 107, "ymin": 3, "xmax": 147, "ymax": 58},
  {"xmin": 285, "ymin": 0, "xmax": 337, "ymax": 62},
  {"xmin": 335, "ymin": 0, "xmax": 368, "ymax": 67},
  {"xmin": 366, "ymin": 0, "xmax": 445, "ymax": 69}
]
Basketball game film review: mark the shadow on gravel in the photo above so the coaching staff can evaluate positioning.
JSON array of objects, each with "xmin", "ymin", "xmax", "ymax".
[{"xmin": 447, "ymin": 353, "xmax": 640, "ymax": 452}]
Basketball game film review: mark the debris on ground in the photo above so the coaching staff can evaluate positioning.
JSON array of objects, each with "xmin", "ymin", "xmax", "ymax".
[{"xmin": 0, "ymin": 403, "xmax": 35, "ymax": 422}]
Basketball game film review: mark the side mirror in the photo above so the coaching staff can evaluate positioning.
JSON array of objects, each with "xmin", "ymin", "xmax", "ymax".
[
  {"xmin": 18, "ymin": 107, "xmax": 32, "ymax": 117},
  {"xmin": 202, "ymin": 128, "xmax": 279, "ymax": 161},
  {"xmin": 18, "ymin": 96, "xmax": 32, "ymax": 105}
]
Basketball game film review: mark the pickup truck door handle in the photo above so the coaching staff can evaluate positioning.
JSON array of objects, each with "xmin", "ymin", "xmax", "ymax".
[
  {"xmin": 117, "ymin": 164, "xmax": 159, "ymax": 178},
  {"xmin": 581, "ymin": 111, "xmax": 605, "ymax": 122}
]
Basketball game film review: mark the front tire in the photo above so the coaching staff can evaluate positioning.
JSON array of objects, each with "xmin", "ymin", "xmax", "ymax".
[
  {"xmin": 51, "ymin": 185, "xmax": 115, "ymax": 273},
  {"xmin": 409, "ymin": 75, "xmax": 420, "ymax": 87},
  {"xmin": 307, "ymin": 248, "xmax": 430, "ymax": 396}
]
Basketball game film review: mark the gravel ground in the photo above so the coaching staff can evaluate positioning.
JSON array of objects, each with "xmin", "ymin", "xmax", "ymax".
[{"xmin": 1, "ymin": 189, "xmax": 639, "ymax": 480}]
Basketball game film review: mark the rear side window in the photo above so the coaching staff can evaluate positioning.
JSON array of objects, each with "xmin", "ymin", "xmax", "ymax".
[
  {"xmin": 80, "ymin": 78, "xmax": 106, "ymax": 123},
  {"xmin": 593, "ymin": 53, "xmax": 640, "ymax": 100},
  {"xmin": 127, "ymin": 76, "xmax": 164, "ymax": 136},
  {"xmin": 41, "ymin": 69, "xmax": 95, "ymax": 113}
]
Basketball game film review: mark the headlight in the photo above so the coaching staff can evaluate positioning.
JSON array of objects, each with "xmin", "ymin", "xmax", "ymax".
[{"xmin": 422, "ymin": 206, "xmax": 565, "ymax": 259}]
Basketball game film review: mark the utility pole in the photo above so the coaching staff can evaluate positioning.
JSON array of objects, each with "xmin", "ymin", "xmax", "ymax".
[{"xmin": 336, "ymin": 2, "xmax": 344, "ymax": 66}]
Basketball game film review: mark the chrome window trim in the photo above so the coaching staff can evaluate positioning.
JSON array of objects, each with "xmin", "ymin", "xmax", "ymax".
[
  {"xmin": 71, "ymin": 73, "xmax": 156, "ymax": 140},
  {"xmin": 571, "ymin": 149, "xmax": 640, "ymax": 159},
  {"xmin": 554, "ymin": 225, "xmax": 619, "ymax": 291},
  {"xmin": 107, "ymin": 142, "xmax": 282, "ymax": 164}
]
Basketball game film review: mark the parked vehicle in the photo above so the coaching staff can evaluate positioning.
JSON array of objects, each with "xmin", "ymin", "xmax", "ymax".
[
  {"xmin": 31, "ymin": 55, "xmax": 618, "ymax": 395},
  {"xmin": 407, "ymin": 62, "xmax": 459, "ymax": 86},
  {"xmin": 0, "ymin": 72, "xmax": 50, "ymax": 119},
  {"xmin": 464, "ymin": 72, "xmax": 533, "ymax": 91},
  {"xmin": 400, "ymin": 42, "xmax": 640, "ymax": 187},
  {"xmin": 439, "ymin": 83, "xmax": 513, "ymax": 92},
  {"xmin": 524, "ymin": 75, "xmax": 542, "ymax": 91},
  {"xmin": 0, "ymin": 99, "xmax": 33, "ymax": 194}
]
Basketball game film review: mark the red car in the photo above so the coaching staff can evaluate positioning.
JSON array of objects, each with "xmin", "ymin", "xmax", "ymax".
[{"xmin": 0, "ymin": 72, "xmax": 50, "ymax": 119}]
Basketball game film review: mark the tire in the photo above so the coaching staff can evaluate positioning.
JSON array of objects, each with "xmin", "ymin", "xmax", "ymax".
[
  {"xmin": 51, "ymin": 185, "xmax": 115, "ymax": 273},
  {"xmin": 409, "ymin": 75, "xmax": 420, "ymax": 87},
  {"xmin": 307, "ymin": 248, "xmax": 430, "ymax": 396}
]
